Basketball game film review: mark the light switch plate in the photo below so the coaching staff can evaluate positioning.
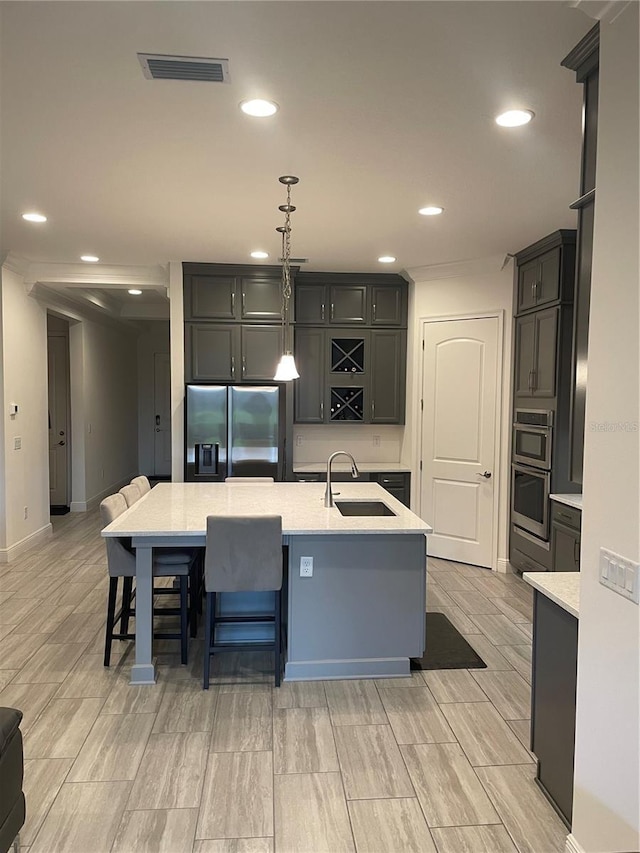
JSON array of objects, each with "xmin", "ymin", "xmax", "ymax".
[{"xmin": 600, "ymin": 548, "xmax": 639, "ymax": 604}]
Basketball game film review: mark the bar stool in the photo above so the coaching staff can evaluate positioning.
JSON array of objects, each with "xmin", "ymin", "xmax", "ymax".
[
  {"xmin": 131, "ymin": 475, "xmax": 151, "ymax": 495},
  {"xmin": 100, "ymin": 494, "xmax": 195, "ymax": 666},
  {"xmin": 203, "ymin": 515, "xmax": 284, "ymax": 689},
  {"xmin": 119, "ymin": 483, "xmax": 202, "ymax": 637}
]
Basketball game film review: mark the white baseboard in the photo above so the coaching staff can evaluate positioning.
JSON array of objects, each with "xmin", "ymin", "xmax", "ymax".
[
  {"xmin": 0, "ymin": 522, "xmax": 53, "ymax": 563},
  {"xmin": 72, "ymin": 474, "xmax": 138, "ymax": 513},
  {"xmin": 496, "ymin": 557, "xmax": 511, "ymax": 574},
  {"xmin": 565, "ymin": 833, "xmax": 586, "ymax": 853}
]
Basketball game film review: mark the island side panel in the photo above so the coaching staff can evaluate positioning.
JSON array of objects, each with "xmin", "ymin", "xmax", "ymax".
[{"xmin": 286, "ymin": 534, "xmax": 426, "ymax": 680}]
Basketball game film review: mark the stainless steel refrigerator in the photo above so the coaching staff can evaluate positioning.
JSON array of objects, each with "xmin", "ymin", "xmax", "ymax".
[{"xmin": 185, "ymin": 384, "xmax": 285, "ymax": 482}]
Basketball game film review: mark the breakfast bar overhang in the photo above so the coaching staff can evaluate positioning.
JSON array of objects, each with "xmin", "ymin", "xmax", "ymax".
[{"xmin": 101, "ymin": 481, "xmax": 432, "ymax": 685}]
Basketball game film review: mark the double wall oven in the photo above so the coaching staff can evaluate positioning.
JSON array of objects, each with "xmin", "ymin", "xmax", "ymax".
[{"xmin": 511, "ymin": 409, "xmax": 553, "ymax": 542}]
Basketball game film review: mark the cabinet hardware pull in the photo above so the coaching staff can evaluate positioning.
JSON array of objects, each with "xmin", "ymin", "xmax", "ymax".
[
  {"xmin": 531, "ymin": 369, "xmax": 537, "ymax": 390},
  {"xmin": 373, "ymin": 303, "xmax": 377, "ymax": 322},
  {"xmin": 231, "ymin": 356, "xmax": 235, "ymax": 378},
  {"xmin": 531, "ymin": 282, "xmax": 536, "ymax": 300},
  {"xmin": 321, "ymin": 303, "xmax": 325, "ymax": 321},
  {"xmin": 320, "ymin": 401, "xmax": 324, "ymax": 420},
  {"xmin": 574, "ymin": 540, "xmax": 580, "ymax": 565},
  {"xmin": 231, "ymin": 291, "xmax": 235, "ymax": 315},
  {"xmin": 330, "ymin": 303, "xmax": 335, "ymax": 321},
  {"xmin": 242, "ymin": 355, "xmax": 246, "ymax": 377},
  {"xmin": 372, "ymin": 400, "xmax": 375, "ymax": 418},
  {"xmin": 528, "ymin": 370, "xmax": 534, "ymax": 390},
  {"xmin": 242, "ymin": 292, "xmax": 246, "ymax": 316}
]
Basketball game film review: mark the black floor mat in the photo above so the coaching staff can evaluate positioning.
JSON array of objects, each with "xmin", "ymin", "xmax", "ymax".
[{"xmin": 410, "ymin": 612, "xmax": 487, "ymax": 670}]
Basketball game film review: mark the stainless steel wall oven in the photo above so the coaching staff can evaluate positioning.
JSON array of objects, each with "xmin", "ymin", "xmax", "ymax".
[
  {"xmin": 511, "ymin": 463, "xmax": 551, "ymax": 540},
  {"xmin": 513, "ymin": 409, "xmax": 553, "ymax": 470}
]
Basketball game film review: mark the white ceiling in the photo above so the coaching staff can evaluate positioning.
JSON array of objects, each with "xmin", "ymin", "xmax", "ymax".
[{"xmin": 1, "ymin": 1, "xmax": 590, "ymax": 283}]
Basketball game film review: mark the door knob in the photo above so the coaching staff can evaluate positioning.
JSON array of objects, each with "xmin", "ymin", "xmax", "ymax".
[
  {"xmin": 58, "ymin": 440, "xmax": 66, "ymax": 446},
  {"xmin": 476, "ymin": 471, "xmax": 492, "ymax": 479}
]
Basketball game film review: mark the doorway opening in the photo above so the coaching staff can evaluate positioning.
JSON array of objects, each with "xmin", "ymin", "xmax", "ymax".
[{"xmin": 47, "ymin": 314, "xmax": 71, "ymax": 514}]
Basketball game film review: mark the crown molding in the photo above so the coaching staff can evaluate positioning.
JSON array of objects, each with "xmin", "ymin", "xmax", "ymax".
[
  {"xmin": 406, "ymin": 254, "xmax": 508, "ymax": 283},
  {"xmin": 2, "ymin": 252, "xmax": 31, "ymax": 277},
  {"xmin": 566, "ymin": 1, "xmax": 631, "ymax": 24},
  {"xmin": 23, "ymin": 262, "xmax": 168, "ymax": 291}
]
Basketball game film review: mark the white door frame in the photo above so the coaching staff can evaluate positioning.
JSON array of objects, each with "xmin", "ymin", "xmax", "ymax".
[{"xmin": 416, "ymin": 310, "xmax": 505, "ymax": 571}]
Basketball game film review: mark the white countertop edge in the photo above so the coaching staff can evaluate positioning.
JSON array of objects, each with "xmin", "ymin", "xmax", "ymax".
[
  {"xmin": 294, "ymin": 462, "xmax": 411, "ymax": 473},
  {"xmin": 523, "ymin": 572, "xmax": 580, "ymax": 618},
  {"xmin": 550, "ymin": 493, "xmax": 583, "ymax": 510}
]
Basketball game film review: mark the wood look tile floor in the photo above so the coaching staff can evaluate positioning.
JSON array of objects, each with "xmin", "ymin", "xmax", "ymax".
[{"xmin": 0, "ymin": 510, "xmax": 570, "ymax": 852}]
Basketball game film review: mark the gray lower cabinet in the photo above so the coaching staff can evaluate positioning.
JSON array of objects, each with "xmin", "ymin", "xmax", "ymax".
[
  {"xmin": 294, "ymin": 471, "xmax": 410, "ymax": 507},
  {"xmin": 531, "ymin": 591, "xmax": 578, "ymax": 828},
  {"xmin": 187, "ymin": 323, "xmax": 281, "ymax": 382},
  {"xmin": 551, "ymin": 502, "xmax": 581, "ymax": 572}
]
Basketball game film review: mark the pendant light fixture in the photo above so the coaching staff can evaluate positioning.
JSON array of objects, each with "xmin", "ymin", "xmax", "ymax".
[{"xmin": 273, "ymin": 175, "xmax": 300, "ymax": 381}]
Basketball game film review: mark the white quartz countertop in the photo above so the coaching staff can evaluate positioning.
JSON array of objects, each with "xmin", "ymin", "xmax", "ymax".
[
  {"xmin": 294, "ymin": 462, "xmax": 411, "ymax": 474},
  {"xmin": 550, "ymin": 493, "xmax": 583, "ymax": 510},
  {"xmin": 523, "ymin": 572, "xmax": 580, "ymax": 618},
  {"xmin": 102, "ymin": 482, "xmax": 432, "ymax": 538}
]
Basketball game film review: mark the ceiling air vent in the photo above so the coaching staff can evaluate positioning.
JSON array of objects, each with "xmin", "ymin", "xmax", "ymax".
[{"xmin": 137, "ymin": 53, "xmax": 230, "ymax": 83}]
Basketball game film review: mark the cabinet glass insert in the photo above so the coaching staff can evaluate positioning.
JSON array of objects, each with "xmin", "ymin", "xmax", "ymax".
[
  {"xmin": 330, "ymin": 387, "xmax": 364, "ymax": 421},
  {"xmin": 331, "ymin": 338, "xmax": 364, "ymax": 373}
]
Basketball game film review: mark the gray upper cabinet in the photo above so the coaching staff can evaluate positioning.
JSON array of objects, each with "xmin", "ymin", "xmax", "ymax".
[
  {"xmin": 514, "ymin": 232, "xmax": 576, "ymax": 316},
  {"xmin": 183, "ymin": 263, "xmax": 284, "ymax": 323},
  {"xmin": 240, "ymin": 277, "xmax": 282, "ymax": 321},
  {"xmin": 186, "ymin": 323, "xmax": 281, "ymax": 383},
  {"xmin": 294, "ymin": 273, "xmax": 407, "ymax": 327},
  {"xmin": 294, "ymin": 328, "xmax": 325, "ymax": 423},
  {"xmin": 329, "ymin": 285, "xmax": 367, "ymax": 325},
  {"xmin": 188, "ymin": 275, "xmax": 237, "ymax": 320},
  {"xmin": 371, "ymin": 284, "xmax": 406, "ymax": 326},
  {"xmin": 241, "ymin": 325, "xmax": 282, "ymax": 381},
  {"xmin": 370, "ymin": 330, "xmax": 406, "ymax": 423},
  {"xmin": 514, "ymin": 308, "xmax": 558, "ymax": 398},
  {"xmin": 188, "ymin": 323, "xmax": 239, "ymax": 381}
]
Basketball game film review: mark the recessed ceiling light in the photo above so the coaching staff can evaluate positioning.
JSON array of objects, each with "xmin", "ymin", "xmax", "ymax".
[
  {"xmin": 495, "ymin": 109, "xmax": 534, "ymax": 127},
  {"xmin": 128, "ymin": 289, "xmax": 142, "ymax": 296},
  {"xmin": 378, "ymin": 256, "xmax": 396, "ymax": 264},
  {"xmin": 22, "ymin": 212, "xmax": 47, "ymax": 223},
  {"xmin": 240, "ymin": 99, "xmax": 279, "ymax": 117},
  {"xmin": 418, "ymin": 206, "xmax": 444, "ymax": 216},
  {"xmin": 81, "ymin": 255, "xmax": 99, "ymax": 263},
  {"xmin": 251, "ymin": 251, "xmax": 269, "ymax": 259}
]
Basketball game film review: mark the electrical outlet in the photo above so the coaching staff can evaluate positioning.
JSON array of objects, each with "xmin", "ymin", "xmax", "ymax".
[
  {"xmin": 14, "ymin": 437, "xmax": 21, "ymax": 450},
  {"xmin": 300, "ymin": 556, "xmax": 313, "ymax": 577},
  {"xmin": 23, "ymin": 506, "xmax": 28, "ymax": 520},
  {"xmin": 373, "ymin": 435, "xmax": 380, "ymax": 447},
  {"xmin": 296, "ymin": 434, "xmax": 303, "ymax": 446},
  {"xmin": 600, "ymin": 548, "xmax": 639, "ymax": 604}
]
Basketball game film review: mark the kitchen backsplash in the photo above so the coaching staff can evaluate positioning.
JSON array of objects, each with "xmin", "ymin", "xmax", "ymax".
[{"xmin": 293, "ymin": 424, "xmax": 404, "ymax": 464}]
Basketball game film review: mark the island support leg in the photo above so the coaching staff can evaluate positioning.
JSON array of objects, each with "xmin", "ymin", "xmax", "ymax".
[{"xmin": 130, "ymin": 543, "xmax": 157, "ymax": 685}]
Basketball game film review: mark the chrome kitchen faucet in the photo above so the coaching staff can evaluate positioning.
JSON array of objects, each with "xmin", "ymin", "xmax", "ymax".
[{"xmin": 324, "ymin": 451, "xmax": 360, "ymax": 508}]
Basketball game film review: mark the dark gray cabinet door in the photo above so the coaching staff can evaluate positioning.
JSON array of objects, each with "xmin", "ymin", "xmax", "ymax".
[
  {"xmin": 188, "ymin": 324, "xmax": 240, "ymax": 381},
  {"xmin": 295, "ymin": 285, "xmax": 327, "ymax": 324},
  {"xmin": 241, "ymin": 277, "xmax": 283, "ymax": 321},
  {"xmin": 514, "ymin": 314, "xmax": 537, "ymax": 396},
  {"xmin": 241, "ymin": 325, "xmax": 282, "ymax": 381},
  {"xmin": 552, "ymin": 524, "xmax": 581, "ymax": 572},
  {"xmin": 371, "ymin": 285, "xmax": 405, "ymax": 326},
  {"xmin": 531, "ymin": 592, "xmax": 578, "ymax": 826},
  {"xmin": 187, "ymin": 275, "xmax": 237, "ymax": 320},
  {"xmin": 370, "ymin": 330, "xmax": 406, "ymax": 423},
  {"xmin": 533, "ymin": 307, "xmax": 558, "ymax": 397},
  {"xmin": 294, "ymin": 328, "xmax": 325, "ymax": 423},
  {"xmin": 517, "ymin": 249, "xmax": 561, "ymax": 313},
  {"xmin": 329, "ymin": 286, "xmax": 367, "ymax": 324}
]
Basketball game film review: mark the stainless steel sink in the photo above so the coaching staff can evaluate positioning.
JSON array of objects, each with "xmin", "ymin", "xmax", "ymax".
[{"xmin": 335, "ymin": 500, "xmax": 396, "ymax": 517}]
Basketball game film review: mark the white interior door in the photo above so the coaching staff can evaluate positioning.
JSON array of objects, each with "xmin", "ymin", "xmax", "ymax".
[
  {"xmin": 47, "ymin": 332, "xmax": 70, "ymax": 507},
  {"xmin": 153, "ymin": 352, "xmax": 172, "ymax": 477},
  {"xmin": 420, "ymin": 316, "xmax": 501, "ymax": 568}
]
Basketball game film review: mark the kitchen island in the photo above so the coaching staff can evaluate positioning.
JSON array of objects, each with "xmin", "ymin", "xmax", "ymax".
[{"xmin": 102, "ymin": 481, "xmax": 432, "ymax": 685}]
